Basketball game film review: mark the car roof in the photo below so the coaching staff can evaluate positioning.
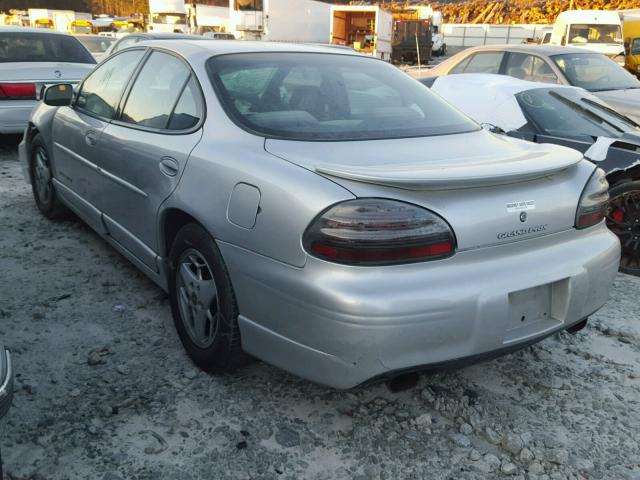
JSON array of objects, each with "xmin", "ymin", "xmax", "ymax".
[
  {"xmin": 0, "ymin": 26, "xmax": 71, "ymax": 35},
  {"xmin": 135, "ymin": 39, "xmax": 360, "ymax": 58},
  {"xmin": 130, "ymin": 33, "xmax": 205, "ymax": 40},
  {"xmin": 461, "ymin": 43, "xmax": 595, "ymax": 57}
]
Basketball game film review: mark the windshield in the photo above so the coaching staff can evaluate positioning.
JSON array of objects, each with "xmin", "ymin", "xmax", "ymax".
[
  {"xmin": 151, "ymin": 13, "xmax": 186, "ymax": 25},
  {"xmin": 208, "ymin": 53, "xmax": 479, "ymax": 141},
  {"xmin": 76, "ymin": 36, "xmax": 115, "ymax": 53},
  {"xmin": 515, "ymin": 87, "xmax": 639, "ymax": 139},
  {"xmin": 567, "ymin": 24, "xmax": 623, "ymax": 44},
  {"xmin": 0, "ymin": 32, "xmax": 96, "ymax": 64},
  {"xmin": 552, "ymin": 53, "xmax": 640, "ymax": 91},
  {"xmin": 632, "ymin": 38, "xmax": 640, "ymax": 55}
]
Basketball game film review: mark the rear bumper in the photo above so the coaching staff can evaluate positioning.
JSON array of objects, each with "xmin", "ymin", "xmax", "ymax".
[
  {"xmin": 220, "ymin": 223, "xmax": 620, "ymax": 389},
  {"xmin": 0, "ymin": 101, "xmax": 36, "ymax": 134},
  {"xmin": 0, "ymin": 347, "xmax": 13, "ymax": 424}
]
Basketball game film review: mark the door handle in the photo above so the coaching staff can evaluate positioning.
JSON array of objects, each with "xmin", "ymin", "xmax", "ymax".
[
  {"xmin": 85, "ymin": 131, "xmax": 98, "ymax": 147},
  {"xmin": 159, "ymin": 157, "xmax": 179, "ymax": 177}
]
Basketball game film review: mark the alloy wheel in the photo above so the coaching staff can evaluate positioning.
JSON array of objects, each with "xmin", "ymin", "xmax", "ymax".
[
  {"xmin": 607, "ymin": 190, "xmax": 640, "ymax": 274},
  {"xmin": 175, "ymin": 249, "xmax": 220, "ymax": 348}
]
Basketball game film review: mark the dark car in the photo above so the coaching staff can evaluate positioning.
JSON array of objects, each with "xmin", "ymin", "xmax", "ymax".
[
  {"xmin": 0, "ymin": 344, "xmax": 13, "ymax": 478},
  {"xmin": 425, "ymin": 73, "xmax": 640, "ymax": 275}
]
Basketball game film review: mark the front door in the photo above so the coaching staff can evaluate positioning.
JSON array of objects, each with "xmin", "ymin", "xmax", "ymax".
[
  {"xmin": 51, "ymin": 49, "xmax": 146, "ymax": 231},
  {"xmin": 93, "ymin": 50, "xmax": 204, "ymax": 270}
]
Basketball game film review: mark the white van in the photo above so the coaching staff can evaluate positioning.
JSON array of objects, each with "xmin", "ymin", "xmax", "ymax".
[{"xmin": 550, "ymin": 10, "xmax": 624, "ymax": 59}]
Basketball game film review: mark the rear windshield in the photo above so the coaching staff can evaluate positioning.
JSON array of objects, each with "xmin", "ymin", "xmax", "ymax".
[
  {"xmin": 0, "ymin": 32, "xmax": 96, "ymax": 64},
  {"xmin": 207, "ymin": 52, "xmax": 479, "ymax": 141},
  {"xmin": 516, "ymin": 87, "xmax": 639, "ymax": 139}
]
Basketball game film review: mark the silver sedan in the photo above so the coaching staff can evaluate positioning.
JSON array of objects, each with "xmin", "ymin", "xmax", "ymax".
[
  {"xmin": 19, "ymin": 40, "xmax": 620, "ymax": 388},
  {"xmin": 0, "ymin": 27, "xmax": 95, "ymax": 135}
]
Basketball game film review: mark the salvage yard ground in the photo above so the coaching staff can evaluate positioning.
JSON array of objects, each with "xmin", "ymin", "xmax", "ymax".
[{"xmin": 1, "ymin": 136, "xmax": 639, "ymax": 480}]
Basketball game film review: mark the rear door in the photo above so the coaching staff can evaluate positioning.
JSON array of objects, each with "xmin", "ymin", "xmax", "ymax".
[
  {"xmin": 93, "ymin": 50, "xmax": 204, "ymax": 270},
  {"xmin": 51, "ymin": 49, "xmax": 145, "ymax": 231}
]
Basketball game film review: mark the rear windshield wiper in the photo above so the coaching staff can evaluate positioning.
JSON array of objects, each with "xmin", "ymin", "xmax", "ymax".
[
  {"xmin": 581, "ymin": 97, "xmax": 640, "ymax": 128},
  {"xmin": 549, "ymin": 90, "xmax": 625, "ymax": 134}
]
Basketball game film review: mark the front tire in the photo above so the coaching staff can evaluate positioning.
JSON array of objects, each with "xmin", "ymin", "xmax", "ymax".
[
  {"xmin": 607, "ymin": 181, "xmax": 640, "ymax": 276},
  {"xmin": 168, "ymin": 223, "xmax": 247, "ymax": 373},
  {"xmin": 29, "ymin": 134, "xmax": 66, "ymax": 219}
]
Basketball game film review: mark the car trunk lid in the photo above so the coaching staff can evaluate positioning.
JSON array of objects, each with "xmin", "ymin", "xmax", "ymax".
[{"xmin": 265, "ymin": 130, "xmax": 592, "ymax": 250}]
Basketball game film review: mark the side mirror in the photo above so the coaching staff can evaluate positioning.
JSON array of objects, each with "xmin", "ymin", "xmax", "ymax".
[{"xmin": 43, "ymin": 83, "xmax": 73, "ymax": 107}]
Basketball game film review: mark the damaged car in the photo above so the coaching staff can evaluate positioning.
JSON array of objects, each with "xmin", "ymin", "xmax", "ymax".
[
  {"xmin": 424, "ymin": 73, "xmax": 640, "ymax": 275},
  {"xmin": 19, "ymin": 41, "xmax": 620, "ymax": 388}
]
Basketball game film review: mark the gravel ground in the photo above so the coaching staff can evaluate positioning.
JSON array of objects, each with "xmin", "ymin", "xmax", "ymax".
[{"xmin": 1, "ymin": 135, "xmax": 639, "ymax": 480}]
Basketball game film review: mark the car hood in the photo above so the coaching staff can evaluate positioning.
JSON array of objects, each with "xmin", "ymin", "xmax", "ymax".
[
  {"xmin": 593, "ymin": 89, "xmax": 640, "ymax": 120},
  {"xmin": 0, "ymin": 62, "xmax": 94, "ymax": 82},
  {"xmin": 265, "ymin": 129, "xmax": 583, "ymax": 190}
]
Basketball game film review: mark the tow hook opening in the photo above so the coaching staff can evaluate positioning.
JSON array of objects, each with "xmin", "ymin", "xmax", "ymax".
[{"xmin": 566, "ymin": 318, "xmax": 588, "ymax": 334}]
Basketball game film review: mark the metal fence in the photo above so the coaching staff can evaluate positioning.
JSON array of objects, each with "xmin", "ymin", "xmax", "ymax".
[{"xmin": 442, "ymin": 24, "xmax": 553, "ymax": 47}]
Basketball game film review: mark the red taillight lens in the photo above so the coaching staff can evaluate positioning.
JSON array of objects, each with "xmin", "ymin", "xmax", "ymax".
[
  {"xmin": 0, "ymin": 83, "xmax": 37, "ymax": 100},
  {"xmin": 303, "ymin": 199, "xmax": 456, "ymax": 266},
  {"xmin": 576, "ymin": 168, "xmax": 609, "ymax": 229}
]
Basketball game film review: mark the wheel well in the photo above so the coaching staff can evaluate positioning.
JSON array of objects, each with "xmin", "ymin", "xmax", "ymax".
[
  {"xmin": 162, "ymin": 209, "xmax": 200, "ymax": 258},
  {"xmin": 608, "ymin": 165, "xmax": 640, "ymax": 188},
  {"xmin": 25, "ymin": 123, "xmax": 39, "ymax": 145}
]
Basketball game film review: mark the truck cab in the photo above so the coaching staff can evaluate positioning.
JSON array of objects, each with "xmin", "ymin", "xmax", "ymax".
[
  {"xmin": 550, "ymin": 10, "xmax": 624, "ymax": 61},
  {"xmin": 623, "ymin": 18, "xmax": 640, "ymax": 76},
  {"xmin": 34, "ymin": 17, "xmax": 54, "ymax": 29},
  {"xmin": 69, "ymin": 19, "xmax": 92, "ymax": 34}
]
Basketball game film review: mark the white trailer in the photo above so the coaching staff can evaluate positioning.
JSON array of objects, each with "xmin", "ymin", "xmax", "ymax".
[
  {"xmin": 262, "ymin": 0, "xmax": 331, "ymax": 42},
  {"xmin": 149, "ymin": 0, "xmax": 188, "ymax": 33},
  {"xmin": 226, "ymin": 0, "xmax": 331, "ymax": 42},
  {"xmin": 187, "ymin": 3, "xmax": 230, "ymax": 34},
  {"xmin": 329, "ymin": 5, "xmax": 393, "ymax": 61}
]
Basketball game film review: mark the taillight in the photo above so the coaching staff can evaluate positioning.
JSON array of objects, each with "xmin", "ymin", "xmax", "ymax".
[
  {"xmin": 303, "ymin": 199, "xmax": 456, "ymax": 266},
  {"xmin": 576, "ymin": 168, "xmax": 609, "ymax": 229},
  {"xmin": 0, "ymin": 83, "xmax": 37, "ymax": 100}
]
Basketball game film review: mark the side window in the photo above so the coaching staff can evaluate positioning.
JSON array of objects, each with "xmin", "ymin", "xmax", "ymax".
[
  {"xmin": 460, "ymin": 52, "xmax": 505, "ymax": 74},
  {"xmin": 120, "ymin": 51, "xmax": 190, "ymax": 129},
  {"xmin": 449, "ymin": 55, "xmax": 472, "ymax": 74},
  {"xmin": 167, "ymin": 79, "xmax": 202, "ymax": 130},
  {"xmin": 505, "ymin": 53, "xmax": 558, "ymax": 83},
  {"xmin": 75, "ymin": 49, "xmax": 145, "ymax": 119},
  {"xmin": 113, "ymin": 36, "xmax": 140, "ymax": 53},
  {"xmin": 530, "ymin": 57, "xmax": 559, "ymax": 83}
]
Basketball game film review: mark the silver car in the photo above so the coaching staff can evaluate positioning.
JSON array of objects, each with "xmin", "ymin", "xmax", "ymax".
[
  {"xmin": 425, "ymin": 44, "xmax": 640, "ymax": 124},
  {"xmin": 19, "ymin": 41, "xmax": 620, "ymax": 388},
  {"xmin": 0, "ymin": 27, "xmax": 96, "ymax": 135}
]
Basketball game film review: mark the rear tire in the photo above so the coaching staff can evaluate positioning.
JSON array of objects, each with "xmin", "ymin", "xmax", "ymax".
[
  {"xmin": 168, "ymin": 223, "xmax": 248, "ymax": 373},
  {"xmin": 606, "ymin": 181, "xmax": 640, "ymax": 276},
  {"xmin": 29, "ymin": 134, "xmax": 66, "ymax": 219}
]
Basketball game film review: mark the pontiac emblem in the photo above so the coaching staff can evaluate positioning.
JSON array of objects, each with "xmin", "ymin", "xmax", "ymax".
[{"xmin": 520, "ymin": 211, "xmax": 527, "ymax": 222}]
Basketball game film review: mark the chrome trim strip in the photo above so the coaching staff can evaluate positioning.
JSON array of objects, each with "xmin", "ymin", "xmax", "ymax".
[{"xmin": 54, "ymin": 142, "xmax": 148, "ymax": 198}]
